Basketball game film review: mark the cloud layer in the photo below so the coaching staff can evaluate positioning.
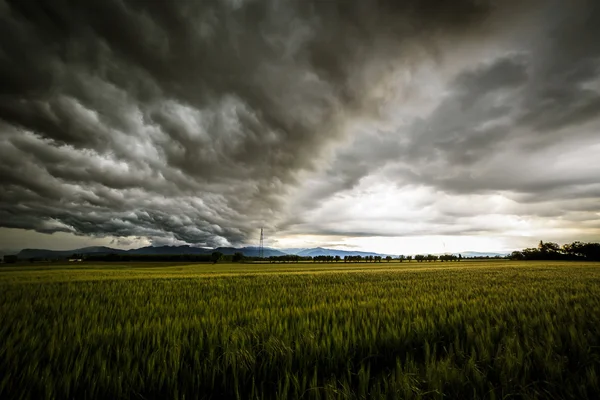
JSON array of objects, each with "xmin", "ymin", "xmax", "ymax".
[{"xmin": 0, "ymin": 0, "xmax": 599, "ymax": 250}]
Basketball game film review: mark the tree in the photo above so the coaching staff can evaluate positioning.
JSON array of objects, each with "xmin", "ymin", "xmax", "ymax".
[
  {"xmin": 425, "ymin": 254, "xmax": 436, "ymax": 262},
  {"xmin": 562, "ymin": 242, "xmax": 580, "ymax": 257},
  {"xmin": 539, "ymin": 241, "xmax": 560, "ymax": 255},
  {"xmin": 512, "ymin": 240, "xmax": 600, "ymax": 261},
  {"xmin": 386, "ymin": 256, "xmax": 392, "ymax": 262},
  {"xmin": 578, "ymin": 242, "xmax": 600, "ymax": 261},
  {"xmin": 211, "ymin": 252, "xmax": 223, "ymax": 264},
  {"xmin": 232, "ymin": 252, "xmax": 245, "ymax": 263}
]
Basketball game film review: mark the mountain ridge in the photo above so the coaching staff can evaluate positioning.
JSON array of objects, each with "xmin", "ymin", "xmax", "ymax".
[
  {"xmin": 16, "ymin": 245, "xmax": 288, "ymax": 259},
  {"xmin": 14, "ymin": 246, "xmax": 508, "ymax": 259}
]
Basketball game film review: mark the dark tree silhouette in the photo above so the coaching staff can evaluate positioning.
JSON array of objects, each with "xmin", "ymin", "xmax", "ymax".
[{"xmin": 211, "ymin": 252, "xmax": 223, "ymax": 264}]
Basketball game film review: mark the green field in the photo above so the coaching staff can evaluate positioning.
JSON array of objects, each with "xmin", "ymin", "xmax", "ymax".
[{"xmin": 1, "ymin": 261, "xmax": 600, "ymax": 399}]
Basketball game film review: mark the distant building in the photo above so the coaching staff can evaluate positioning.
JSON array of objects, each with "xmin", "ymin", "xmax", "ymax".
[
  {"xmin": 3, "ymin": 255, "xmax": 18, "ymax": 264},
  {"xmin": 68, "ymin": 258, "xmax": 83, "ymax": 262}
]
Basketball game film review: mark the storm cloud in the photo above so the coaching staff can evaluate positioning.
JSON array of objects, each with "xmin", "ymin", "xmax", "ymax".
[{"xmin": 0, "ymin": 0, "xmax": 598, "ymax": 250}]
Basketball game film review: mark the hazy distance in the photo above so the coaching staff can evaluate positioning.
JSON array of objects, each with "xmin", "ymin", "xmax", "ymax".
[{"xmin": 1, "ymin": 0, "xmax": 599, "ymax": 254}]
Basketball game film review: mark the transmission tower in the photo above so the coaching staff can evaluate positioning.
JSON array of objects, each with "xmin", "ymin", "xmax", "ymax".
[{"xmin": 259, "ymin": 227, "xmax": 264, "ymax": 259}]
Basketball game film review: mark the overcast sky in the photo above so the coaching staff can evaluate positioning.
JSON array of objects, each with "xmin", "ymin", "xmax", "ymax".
[{"xmin": 1, "ymin": 0, "xmax": 599, "ymax": 254}]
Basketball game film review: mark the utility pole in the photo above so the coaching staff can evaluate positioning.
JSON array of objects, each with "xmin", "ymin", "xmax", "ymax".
[{"xmin": 259, "ymin": 227, "xmax": 264, "ymax": 259}]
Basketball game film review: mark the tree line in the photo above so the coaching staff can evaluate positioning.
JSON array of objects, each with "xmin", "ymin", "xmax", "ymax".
[
  {"xmin": 413, "ymin": 254, "xmax": 463, "ymax": 262},
  {"xmin": 266, "ymin": 254, "xmax": 463, "ymax": 263},
  {"xmin": 6, "ymin": 252, "xmax": 466, "ymax": 264},
  {"xmin": 9, "ymin": 240, "xmax": 600, "ymax": 265},
  {"xmin": 510, "ymin": 241, "xmax": 600, "ymax": 261}
]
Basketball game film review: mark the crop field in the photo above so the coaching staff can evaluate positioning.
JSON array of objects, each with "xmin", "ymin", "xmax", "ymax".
[{"xmin": 1, "ymin": 261, "xmax": 600, "ymax": 399}]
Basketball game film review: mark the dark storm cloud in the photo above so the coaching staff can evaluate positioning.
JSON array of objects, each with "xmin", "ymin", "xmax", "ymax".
[
  {"xmin": 302, "ymin": 0, "xmax": 600, "ymax": 208},
  {"xmin": 289, "ymin": 53, "xmax": 532, "ymax": 211},
  {"xmin": 269, "ymin": 1, "xmax": 600, "ymax": 242},
  {"xmin": 1, "ymin": 0, "xmax": 536, "ymax": 246}
]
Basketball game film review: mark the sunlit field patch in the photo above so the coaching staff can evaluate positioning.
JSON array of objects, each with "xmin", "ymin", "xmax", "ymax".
[{"xmin": 1, "ymin": 261, "xmax": 599, "ymax": 399}]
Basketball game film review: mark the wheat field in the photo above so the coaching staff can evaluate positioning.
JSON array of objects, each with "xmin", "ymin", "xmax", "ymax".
[{"xmin": 1, "ymin": 261, "xmax": 599, "ymax": 399}]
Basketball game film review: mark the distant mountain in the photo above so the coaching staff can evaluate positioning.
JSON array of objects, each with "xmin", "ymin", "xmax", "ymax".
[
  {"xmin": 82, "ymin": 246, "xmax": 127, "ymax": 254},
  {"xmin": 125, "ymin": 245, "xmax": 286, "ymax": 257},
  {"xmin": 14, "ymin": 245, "xmax": 507, "ymax": 260},
  {"xmin": 126, "ymin": 245, "xmax": 209, "ymax": 255},
  {"xmin": 234, "ymin": 247, "xmax": 287, "ymax": 257},
  {"xmin": 456, "ymin": 251, "xmax": 509, "ymax": 258},
  {"xmin": 280, "ymin": 248, "xmax": 308, "ymax": 255},
  {"xmin": 18, "ymin": 246, "xmax": 127, "ymax": 259},
  {"xmin": 17, "ymin": 245, "xmax": 288, "ymax": 259},
  {"xmin": 294, "ymin": 247, "xmax": 392, "ymax": 258},
  {"xmin": 281, "ymin": 248, "xmax": 508, "ymax": 258}
]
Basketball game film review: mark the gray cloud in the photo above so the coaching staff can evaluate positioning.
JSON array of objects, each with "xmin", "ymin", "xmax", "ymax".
[
  {"xmin": 273, "ymin": 3, "xmax": 600, "ymax": 242},
  {"xmin": 301, "ymin": 11, "xmax": 600, "ymax": 201},
  {"xmin": 1, "ymin": 0, "xmax": 598, "ymax": 249}
]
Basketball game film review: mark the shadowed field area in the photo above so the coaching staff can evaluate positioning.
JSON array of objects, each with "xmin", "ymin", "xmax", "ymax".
[{"xmin": 1, "ymin": 261, "xmax": 600, "ymax": 399}]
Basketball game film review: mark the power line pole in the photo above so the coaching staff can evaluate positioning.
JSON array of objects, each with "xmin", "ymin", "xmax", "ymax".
[{"xmin": 259, "ymin": 227, "xmax": 264, "ymax": 259}]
